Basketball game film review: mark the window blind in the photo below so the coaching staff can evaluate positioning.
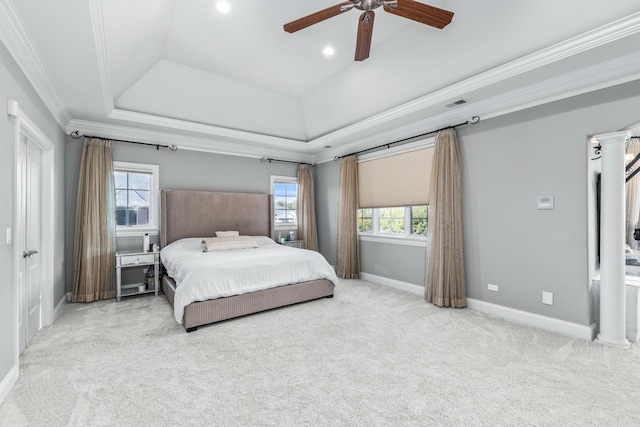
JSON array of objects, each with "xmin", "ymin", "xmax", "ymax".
[{"xmin": 358, "ymin": 147, "xmax": 434, "ymax": 208}]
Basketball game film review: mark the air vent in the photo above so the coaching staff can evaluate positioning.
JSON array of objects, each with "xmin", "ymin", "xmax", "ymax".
[{"xmin": 445, "ymin": 99, "xmax": 468, "ymax": 108}]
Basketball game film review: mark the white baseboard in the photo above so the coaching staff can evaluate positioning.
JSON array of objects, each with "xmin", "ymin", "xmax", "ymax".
[
  {"xmin": 360, "ymin": 272, "xmax": 424, "ymax": 296},
  {"xmin": 54, "ymin": 294, "xmax": 67, "ymax": 321},
  {"xmin": 360, "ymin": 272, "xmax": 596, "ymax": 341},
  {"xmin": 467, "ymin": 298, "xmax": 596, "ymax": 341},
  {"xmin": 0, "ymin": 364, "xmax": 18, "ymax": 406}
]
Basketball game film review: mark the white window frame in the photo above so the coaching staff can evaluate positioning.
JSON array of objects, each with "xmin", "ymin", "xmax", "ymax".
[
  {"xmin": 113, "ymin": 161, "xmax": 159, "ymax": 237},
  {"xmin": 358, "ymin": 207, "xmax": 427, "ymax": 247},
  {"xmin": 271, "ymin": 175, "xmax": 298, "ymax": 230}
]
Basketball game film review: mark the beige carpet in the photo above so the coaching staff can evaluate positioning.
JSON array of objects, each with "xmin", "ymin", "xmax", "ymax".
[{"xmin": 1, "ymin": 279, "xmax": 640, "ymax": 426}]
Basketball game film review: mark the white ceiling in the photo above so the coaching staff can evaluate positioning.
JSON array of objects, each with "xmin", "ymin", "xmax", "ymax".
[{"xmin": 2, "ymin": 0, "xmax": 640, "ymax": 162}]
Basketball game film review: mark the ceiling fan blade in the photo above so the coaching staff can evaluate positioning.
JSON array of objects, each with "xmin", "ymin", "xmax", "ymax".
[
  {"xmin": 384, "ymin": 0, "xmax": 453, "ymax": 29},
  {"xmin": 355, "ymin": 11, "xmax": 375, "ymax": 61},
  {"xmin": 284, "ymin": 2, "xmax": 354, "ymax": 33}
]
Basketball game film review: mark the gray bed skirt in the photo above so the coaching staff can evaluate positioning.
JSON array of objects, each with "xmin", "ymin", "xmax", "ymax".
[{"xmin": 162, "ymin": 275, "xmax": 335, "ymax": 332}]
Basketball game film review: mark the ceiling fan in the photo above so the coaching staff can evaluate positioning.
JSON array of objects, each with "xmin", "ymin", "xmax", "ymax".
[{"xmin": 283, "ymin": 0, "xmax": 454, "ymax": 61}]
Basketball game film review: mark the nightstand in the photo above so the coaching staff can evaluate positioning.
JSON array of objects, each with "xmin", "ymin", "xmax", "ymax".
[
  {"xmin": 279, "ymin": 240, "xmax": 304, "ymax": 249},
  {"xmin": 115, "ymin": 250, "xmax": 160, "ymax": 302}
]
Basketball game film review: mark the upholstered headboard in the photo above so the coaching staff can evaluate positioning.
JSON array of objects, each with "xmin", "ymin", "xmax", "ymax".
[{"xmin": 161, "ymin": 190, "xmax": 273, "ymax": 248}]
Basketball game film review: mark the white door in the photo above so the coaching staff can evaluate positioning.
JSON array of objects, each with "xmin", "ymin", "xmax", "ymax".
[{"xmin": 17, "ymin": 135, "xmax": 42, "ymax": 354}]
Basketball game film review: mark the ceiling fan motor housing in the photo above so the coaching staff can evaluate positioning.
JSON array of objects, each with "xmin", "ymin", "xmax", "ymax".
[{"xmin": 352, "ymin": 0, "xmax": 397, "ymax": 11}]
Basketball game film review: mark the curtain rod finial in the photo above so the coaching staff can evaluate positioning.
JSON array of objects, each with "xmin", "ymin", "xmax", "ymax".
[{"xmin": 70, "ymin": 131, "xmax": 81, "ymax": 139}]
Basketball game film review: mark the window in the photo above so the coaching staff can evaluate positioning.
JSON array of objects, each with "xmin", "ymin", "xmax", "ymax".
[
  {"xmin": 379, "ymin": 207, "xmax": 405, "ymax": 234},
  {"xmin": 113, "ymin": 161, "xmax": 159, "ymax": 236},
  {"xmin": 271, "ymin": 176, "xmax": 298, "ymax": 228},
  {"xmin": 411, "ymin": 206, "xmax": 428, "ymax": 236},
  {"xmin": 358, "ymin": 208, "xmax": 373, "ymax": 233},
  {"xmin": 358, "ymin": 205, "xmax": 428, "ymax": 242}
]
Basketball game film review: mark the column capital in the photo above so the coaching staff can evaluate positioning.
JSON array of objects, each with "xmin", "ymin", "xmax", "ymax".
[{"xmin": 593, "ymin": 130, "xmax": 633, "ymax": 146}]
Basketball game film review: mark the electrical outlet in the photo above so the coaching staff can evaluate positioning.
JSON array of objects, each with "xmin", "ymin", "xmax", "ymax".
[
  {"xmin": 488, "ymin": 284, "xmax": 499, "ymax": 292},
  {"xmin": 5, "ymin": 228, "xmax": 11, "ymax": 245},
  {"xmin": 542, "ymin": 291, "xmax": 554, "ymax": 305}
]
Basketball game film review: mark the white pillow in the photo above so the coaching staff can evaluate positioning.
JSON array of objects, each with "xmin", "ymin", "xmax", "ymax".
[
  {"xmin": 253, "ymin": 236, "xmax": 278, "ymax": 247},
  {"xmin": 202, "ymin": 236, "xmax": 258, "ymax": 252},
  {"xmin": 215, "ymin": 231, "xmax": 240, "ymax": 237}
]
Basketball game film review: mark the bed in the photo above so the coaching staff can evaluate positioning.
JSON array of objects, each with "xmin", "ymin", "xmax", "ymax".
[{"xmin": 160, "ymin": 189, "xmax": 337, "ymax": 332}]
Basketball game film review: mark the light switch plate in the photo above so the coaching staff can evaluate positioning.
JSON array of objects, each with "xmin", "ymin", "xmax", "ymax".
[
  {"xmin": 5, "ymin": 228, "xmax": 11, "ymax": 245},
  {"xmin": 537, "ymin": 196, "xmax": 554, "ymax": 210}
]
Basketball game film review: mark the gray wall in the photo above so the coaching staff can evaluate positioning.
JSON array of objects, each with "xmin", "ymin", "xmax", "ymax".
[
  {"xmin": 0, "ymin": 42, "xmax": 66, "ymax": 385},
  {"xmin": 315, "ymin": 80, "xmax": 640, "ymax": 327},
  {"xmin": 314, "ymin": 160, "xmax": 340, "ymax": 265},
  {"xmin": 64, "ymin": 141, "xmax": 299, "ymax": 290}
]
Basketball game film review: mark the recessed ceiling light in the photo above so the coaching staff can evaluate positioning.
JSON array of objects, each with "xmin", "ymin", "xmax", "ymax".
[
  {"xmin": 216, "ymin": 1, "xmax": 230, "ymax": 13},
  {"xmin": 323, "ymin": 46, "xmax": 335, "ymax": 57}
]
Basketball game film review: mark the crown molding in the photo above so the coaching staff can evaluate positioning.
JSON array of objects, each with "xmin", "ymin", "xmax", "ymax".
[
  {"xmin": 68, "ymin": 47, "xmax": 640, "ymax": 165},
  {"xmin": 88, "ymin": 0, "xmax": 115, "ymax": 115},
  {"xmin": 108, "ymin": 108, "xmax": 308, "ymax": 150},
  {"xmin": 98, "ymin": 11, "xmax": 640, "ymax": 153},
  {"xmin": 307, "ymin": 11, "xmax": 640, "ymax": 150},
  {"xmin": 0, "ymin": 0, "xmax": 71, "ymax": 129},
  {"xmin": 66, "ymin": 119, "xmax": 316, "ymax": 163},
  {"xmin": 314, "ymin": 50, "xmax": 640, "ymax": 164}
]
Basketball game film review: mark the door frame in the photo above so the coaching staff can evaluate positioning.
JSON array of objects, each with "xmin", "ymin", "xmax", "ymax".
[{"xmin": 8, "ymin": 100, "xmax": 55, "ymax": 365}]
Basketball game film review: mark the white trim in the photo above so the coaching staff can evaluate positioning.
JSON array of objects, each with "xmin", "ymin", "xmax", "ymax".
[
  {"xmin": 0, "ymin": 0, "xmax": 71, "ymax": 129},
  {"xmin": 54, "ymin": 293, "xmax": 66, "ymax": 321},
  {"xmin": 66, "ymin": 119, "xmax": 317, "ymax": 164},
  {"xmin": 113, "ymin": 161, "xmax": 160, "ymax": 236},
  {"xmin": 466, "ymin": 298, "xmax": 597, "ymax": 341},
  {"xmin": 108, "ymin": 109, "xmax": 305, "ymax": 149},
  {"xmin": 359, "ymin": 234, "xmax": 427, "ymax": 248},
  {"xmin": 271, "ymin": 175, "xmax": 298, "ymax": 230},
  {"xmin": 8, "ymin": 100, "xmax": 56, "ymax": 402},
  {"xmin": 360, "ymin": 272, "xmax": 424, "ymax": 296},
  {"xmin": 66, "ymin": 291, "xmax": 72, "ymax": 303},
  {"xmin": 309, "ymin": 12, "xmax": 640, "ymax": 150},
  {"xmin": 0, "ymin": 364, "xmax": 19, "ymax": 406},
  {"xmin": 88, "ymin": 0, "xmax": 115, "ymax": 115},
  {"xmin": 316, "ymin": 49, "xmax": 640, "ymax": 164},
  {"xmin": 356, "ymin": 138, "xmax": 435, "ymax": 163},
  {"xmin": 361, "ymin": 272, "xmax": 596, "ymax": 340}
]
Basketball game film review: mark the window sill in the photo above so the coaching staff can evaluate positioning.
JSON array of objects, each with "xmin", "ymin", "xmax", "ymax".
[
  {"xmin": 274, "ymin": 224, "xmax": 298, "ymax": 230},
  {"xmin": 359, "ymin": 233, "xmax": 427, "ymax": 248},
  {"xmin": 116, "ymin": 228, "xmax": 159, "ymax": 238}
]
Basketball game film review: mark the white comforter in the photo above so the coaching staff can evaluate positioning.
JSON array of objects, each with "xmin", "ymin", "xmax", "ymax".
[{"xmin": 161, "ymin": 236, "xmax": 339, "ymax": 323}]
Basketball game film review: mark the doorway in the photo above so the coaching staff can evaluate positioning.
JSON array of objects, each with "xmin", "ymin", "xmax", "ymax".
[
  {"xmin": 17, "ymin": 135, "xmax": 43, "ymax": 353},
  {"xmin": 9, "ymin": 100, "xmax": 55, "ymax": 362}
]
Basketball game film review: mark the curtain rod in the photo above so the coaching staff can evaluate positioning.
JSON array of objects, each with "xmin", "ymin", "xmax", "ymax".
[
  {"xmin": 70, "ymin": 131, "xmax": 178, "ymax": 151},
  {"xmin": 333, "ymin": 116, "xmax": 480, "ymax": 161},
  {"xmin": 260, "ymin": 156, "xmax": 315, "ymax": 166}
]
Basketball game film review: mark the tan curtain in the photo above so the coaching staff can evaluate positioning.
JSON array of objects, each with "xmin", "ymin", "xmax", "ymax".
[
  {"xmin": 297, "ymin": 164, "xmax": 318, "ymax": 251},
  {"xmin": 425, "ymin": 129, "xmax": 466, "ymax": 307},
  {"xmin": 72, "ymin": 138, "xmax": 116, "ymax": 302},
  {"xmin": 336, "ymin": 155, "xmax": 360, "ymax": 279},
  {"xmin": 627, "ymin": 138, "xmax": 640, "ymax": 251}
]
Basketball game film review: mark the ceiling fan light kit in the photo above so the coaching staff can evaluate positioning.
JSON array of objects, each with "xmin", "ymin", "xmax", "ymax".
[{"xmin": 284, "ymin": 0, "xmax": 454, "ymax": 61}]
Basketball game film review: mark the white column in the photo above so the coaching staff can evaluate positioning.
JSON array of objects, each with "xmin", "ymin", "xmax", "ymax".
[{"xmin": 596, "ymin": 130, "xmax": 632, "ymax": 348}]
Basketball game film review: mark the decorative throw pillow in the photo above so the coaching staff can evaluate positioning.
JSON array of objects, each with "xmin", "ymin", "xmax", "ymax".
[
  {"xmin": 201, "ymin": 236, "xmax": 258, "ymax": 252},
  {"xmin": 215, "ymin": 231, "xmax": 240, "ymax": 237}
]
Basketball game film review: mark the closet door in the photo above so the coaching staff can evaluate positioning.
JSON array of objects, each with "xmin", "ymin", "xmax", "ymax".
[{"xmin": 17, "ymin": 135, "xmax": 43, "ymax": 354}]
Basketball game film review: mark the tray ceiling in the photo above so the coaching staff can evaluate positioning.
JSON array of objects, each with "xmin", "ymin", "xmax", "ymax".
[{"xmin": 2, "ymin": 0, "xmax": 640, "ymax": 161}]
